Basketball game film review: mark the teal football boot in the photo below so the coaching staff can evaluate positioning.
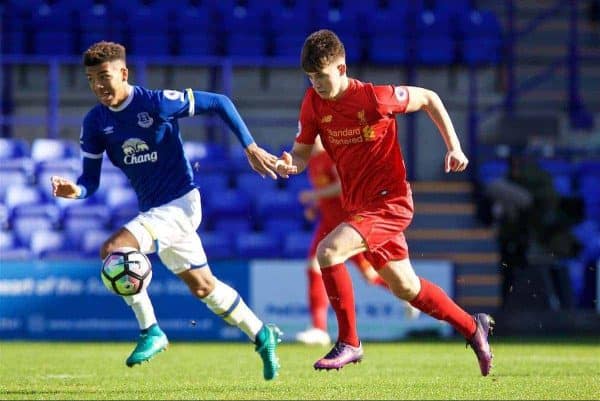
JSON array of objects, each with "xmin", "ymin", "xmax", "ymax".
[
  {"xmin": 255, "ymin": 324, "xmax": 283, "ymax": 380},
  {"xmin": 126, "ymin": 324, "xmax": 169, "ymax": 367}
]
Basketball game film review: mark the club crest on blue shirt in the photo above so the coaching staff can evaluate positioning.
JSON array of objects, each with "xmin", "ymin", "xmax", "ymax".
[{"xmin": 137, "ymin": 112, "xmax": 154, "ymax": 128}]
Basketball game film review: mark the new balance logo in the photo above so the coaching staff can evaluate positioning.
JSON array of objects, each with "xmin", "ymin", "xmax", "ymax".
[{"xmin": 321, "ymin": 115, "xmax": 333, "ymax": 123}]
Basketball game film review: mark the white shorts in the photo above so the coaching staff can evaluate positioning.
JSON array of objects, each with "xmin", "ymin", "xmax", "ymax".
[{"xmin": 124, "ymin": 188, "xmax": 207, "ymax": 274}]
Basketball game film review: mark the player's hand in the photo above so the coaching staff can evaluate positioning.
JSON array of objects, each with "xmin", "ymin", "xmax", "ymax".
[
  {"xmin": 444, "ymin": 148, "xmax": 469, "ymax": 173},
  {"xmin": 51, "ymin": 175, "xmax": 80, "ymax": 199},
  {"xmin": 244, "ymin": 143, "xmax": 278, "ymax": 179},
  {"xmin": 274, "ymin": 151, "xmax": 297, "ymax": 178},
  {"xmin": 298, "ymin": 189, "xmax": 316, "ymax": 204}
]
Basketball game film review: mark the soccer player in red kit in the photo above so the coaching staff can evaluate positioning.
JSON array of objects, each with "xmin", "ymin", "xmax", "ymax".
[
  {"xmin": 275, "ymin": 30, "xmax": 494, "ymax": 376},
  {"xmin": 296, "ymin": 136, "xmax": 419, "ymax": 346}
]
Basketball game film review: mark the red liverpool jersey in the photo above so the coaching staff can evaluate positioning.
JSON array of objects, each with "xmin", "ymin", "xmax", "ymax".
[
  {"xmin": 306, "ymin": 150, "xmax": 346, "ymax": 226},
  {"xmin": 296, "ymin": 78, "xmax": 411, "ymax": 213}
]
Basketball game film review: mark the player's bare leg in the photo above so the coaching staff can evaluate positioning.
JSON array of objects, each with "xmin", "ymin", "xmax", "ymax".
[
  {"xmin": 102, "ymin": 228, "xmax": 169, "ymax": 367},
  {"xmin": 179, "ymin": 266, "xmax": 282, "ymax": 380},
  {"xmin": 314, "ymin": 223, "xmax": 366, "ymax": 370},
  {"xmin": 379, "ymin": 260, "xmax": 494, "ymax": 376}
]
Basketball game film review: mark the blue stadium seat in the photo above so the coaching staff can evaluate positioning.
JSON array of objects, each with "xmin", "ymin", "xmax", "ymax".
[
  {"xmin": 235, "ymin": 231, "xmax": 281, "ymax": 258},
  {"xmin": 0, "ymin": 138, "xmax": 30, "ymax": 159},
  {"xmin": 212, "ymin": 217, "xmax": 253, "ymax": 237},
  {"xmin": 63, "ymin": 202, "xmax": 112, "ymax": 223},
  {"xmin": 12, "ymin": 202, "xmax": 61, "ymax": 225},
  {"xmin": 0, "ymin": 204, "xmax": 8, "ymax": 229},
  {"xmin": 262, "ymin": 216, "xmax": 304, "ymax": 236},
  {"xmin": 220, "ymin": 0, "xmax": 269, "ymax": 57},
  {"xmin": 31, "ymin": 139, "xmax": 78, "ymax": 162},
  {"xmin": 93, "ymin": 169, "xmax": 130, "ymax": 203},
  {"xmin": 118, "ymin": 1, "xmax": 174, "ymax": 56},
  {"xmin": 202, "ymin": 189, "xmax": 252, "ymax": 221},
  {"xmin": 458, "ymin": 9, "xmax": 503, "ymax": 66},
  {"xmin": 235, "ymin": 171, "xmax": 279, "ymax": 196},
  {"xmin": 183, "ymin": 141, "xmax": 228, "ymax": 172},
  {"xmin": 284, "ymin": 171, "xmax": 311, "ymax": 195},
  {"xmin": 199, "ymin": 230, "xmax": 234, "ymax": 259},
  {"xmin": 81, "ymin": 228, "xmax": 111, "ymax": 257},
  {"xmin": 30, "ymin": 1, "xmax": 77, "ymax": 55},
  {"xmin": 415, "ymin": 9, "xmax": 455, "ymax": 65},
  {"xmin": 366, "ymin": 2, "xmax": 410, "ymax": 64},
  {"xmin": 254, "ymin": 189, "xmax": 300, "ymax": 220},
  {"xmin": 2, "ymin": 1, "xmax": 29, "ymax": 54},
  {"xmin": 282, "ymin": 230, "xmax": 313, "ymax": 258},
  {"xmin": 63, "ymin": 214, "xmax": 108, "ymax": 248},
  {"xmin": 194, "ymin": 172, "xmax": 231, "ymax": 193},
  {"xmin": 105, "ymin": 187, "xmax": 138, "ymax": 210},
  {"xmin": 4, "ymin": 185, "xmax": 45, "ymax": 216},
  {"xmin": 0, "ymin": 230, "xmax": 16, "ymax": 251},
  {"xmin": 174, "ymin": 1, "xmax": 219, "ymax": 56},
  {"xmin": 313, "ymin": 2, "xmax": 364, "ymax": 63},
  {"xmin": 268, "ymin": 0, "xmax": 312, "ymax": 58},
  {"xmin": 477, "ymin": 159, "xmax": 508, "ymax": 184},
  {"xmin": 29, "ymin": 230, "xmax": 68, "ymax": 258},
  {"xmin": 0, "ymin": 170, "xmax": 29, "ymax": 200},
  {"xmin": 77, "ymin": 2, "xmax": 124, "ymax": 52},
  {"xmin": 12, "ymin": 215, "xmax": 54, "ymax": 246}
]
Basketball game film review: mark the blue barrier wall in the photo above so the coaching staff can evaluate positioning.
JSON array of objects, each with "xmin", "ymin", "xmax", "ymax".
[{"xmin": 0, "ymin": 257, "xmax": 453, "ymax": 341}]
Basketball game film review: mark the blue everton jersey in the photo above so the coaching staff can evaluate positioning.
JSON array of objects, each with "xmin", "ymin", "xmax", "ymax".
[{"xmin": 80, "ymin": 86, "xmax": 198, "ymax": 211}]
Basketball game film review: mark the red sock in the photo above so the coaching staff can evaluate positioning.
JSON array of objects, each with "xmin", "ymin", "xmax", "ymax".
[
  {"xmin": 410, "ymin": 277, "xmax": 476, "ymax": 339},
  {"xmin": 320, "ymin": 263, "xmax": 359, "ymax": 347},
  {"xmin": 307, "ymin": 269, "xmax": 328, "ymax": 331}
]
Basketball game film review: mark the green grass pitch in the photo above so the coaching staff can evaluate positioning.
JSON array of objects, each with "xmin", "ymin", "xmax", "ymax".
[{"xmin": 0, "ymin": 339, "xmax": 598, "ymax": 400}]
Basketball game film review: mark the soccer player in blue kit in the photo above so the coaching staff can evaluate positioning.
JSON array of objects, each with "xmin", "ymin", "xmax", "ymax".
[{"xmin": 51, "ymin": 41, "xmax": 282, "ymax": 380}]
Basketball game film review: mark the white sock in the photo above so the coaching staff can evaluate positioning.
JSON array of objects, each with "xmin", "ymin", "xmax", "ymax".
[
  {"xmin": 123, "ymin": 290, "xmax": 157, "ymax": 331},
  {"xmin": 201, "ymin": 278, "xmax": 263, "ymax": 341}
]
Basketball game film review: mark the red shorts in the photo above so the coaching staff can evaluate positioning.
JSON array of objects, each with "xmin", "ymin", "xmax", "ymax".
[{"xmin": 345, "ymin": 194, "xmax": 414, "ymax": 269}]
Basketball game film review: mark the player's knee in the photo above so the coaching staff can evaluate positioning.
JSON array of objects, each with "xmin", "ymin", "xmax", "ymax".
[
  {"xmin": 187, "ymin": 274, "xmax": 215, "ymax": 298},
  {"xmin": 316, "ymin": 241, "xmax": 340, "ymax": 267},
  {"xmin": 391, "ymin": 280, "xmax": 419, "ymax": 301},
  {"xmin": 100, "ymin": 239, "xmax": 120, "ymax": 260}
]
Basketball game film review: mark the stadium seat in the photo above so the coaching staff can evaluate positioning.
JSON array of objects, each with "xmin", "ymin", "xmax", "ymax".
[
  {"xmin": 366, "ymin": 2, "xmax": 410, "ymax": 65},
  {"xmin": 31, "ymin": 139, "xmax": 78, "ymax": 162},
  {"xmin": 174, "ymin": 1, "xmax": 219, "ymax": 56},
  {"xmin": 202, "ymin": 189, "xmax": 252, "ymax": 221},
  {"xmin": 220, "ymin": 0, "xmax": 269, "ymax": 58},
  {"xmin": 282, "ymin": 230, "xmax": 313, "ymax": 258},
  {"xmin": 235, "ymin": 171, "xmax": 279, "ymax": 197},
  {"xmin": 0, "ymin": 170, "xmax": 29, "ymax": 201},
  {"xmin": 194, "ymin": 172, "xmax": 231, "ymax": 193},
  {"xmin": 30, "ymin": 1, "xmax": 77, "ymax": 55},
  {"xmin": 0, "ymin": 230, "xmax": 16, "ymax": 251},
  {"xmin": 415, "ymin": 9, "xmax": 455, "ymax": 65},
  {"xmin": 0, "ymin": 204, "xmax": 8, "ymax": 229},
  {"xmin": 268, "ymin": 0, "xmax": 312, "ymax": 58},
  {"xmin": 63, "ymin": 214, "xmax": 109, "ymax": 248},
  {"xmin": 105, "ymin": 187, "xmax": 138, "ymax": 210},
  {"xmin": 183, "ymin": 141, "xmax": 228, "ymax": 172},
  {"xmin": 284, "ymin": 171, "xmax": 311, "ymax": 195},
  {"xmin": 313, "ymin": 1, "xmax": 364, "ymax": 63},
  {"xmin": 199, "ymin": 230, "xmax": 234, "ymax": 259},
  {"xmin": 12, "ymin": 215, "xmax": 55, "ymax": 246},
  {"xmin": 235, "ymin": 231, "xmax": 281, "ymax": 258},
  {"xmin": 458, "ymin": 9, "xmax": 503, "ymax": 66},
  {"xmin": 2, "ymin": 2, "xmax": 28, "ymax": 54},
  {"xmin": 477, "ymin": 159, "xmax": 508, "ymax": 184},
  {"xmin": 77, "ymin": 1, "xmax": 124, "ymax": 52},
  {"xmin": 81, "ymin": 228, "xmax": 111, "ymax": 257},
  {"xmin": 118, "ymin": 1, "xmax": 174, "ymax": 56},
  {"xmin": 0, "ymin": 138, "xmax": 30, "ymax": 159},
  {"xmin": 4, "ymin": 185, "xmax": 45, "ymax": 215},
  {"xmin": 212, "ymin": 217, "xmax": 254, "ymax": 237},
  {"xmin": 11, "ymin": 202, "xmax": 61, "ymax": 225},
  {"xmin": 93, "ymin": 169, "xmax": 130, "ymax": 202},
  {"xmin": 254, "ymin": 190, "xmax": 300, "ymax": 220},
  {"xmin": 63, "ymin": 202, "xmax": 111, "ymax": 222},
  {"xmin": 29, "ymin": 229, "xmax": 66, "ymax": 258},
  {"xmin": 262, "ymin": 216, "xmax": 304, "ymax": 236}
]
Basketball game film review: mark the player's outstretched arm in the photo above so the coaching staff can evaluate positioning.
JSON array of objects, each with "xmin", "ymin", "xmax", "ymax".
[
  {"xmin": 51, "ymin": 176, "xmax": 81, "ymax": 199},
  {"xmin": 275, "ymin": 142, "xmax": 312, "ymax": 178},
  {"xmin": 404, "ymin": 86, "xmax": 468, "ymax": 173}
]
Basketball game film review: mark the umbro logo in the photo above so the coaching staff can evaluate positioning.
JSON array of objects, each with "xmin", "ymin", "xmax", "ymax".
[{"xmin": 103, "ymin": 126, "xmax": 114, "ymax": 135}]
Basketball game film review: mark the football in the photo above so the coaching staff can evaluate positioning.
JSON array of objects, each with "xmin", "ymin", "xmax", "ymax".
[{"xmin": 100, "ymin": 247, "xmax": 152, "ymax": 296}]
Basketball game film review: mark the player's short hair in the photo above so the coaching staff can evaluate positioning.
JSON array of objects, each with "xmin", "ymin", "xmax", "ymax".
[
  {"xmin": 301, "ymin": 29, "xmax": 346, "ymax": 73},
  {"xmin": 83, "ymin": 41, "xmax": 126, "ymax": 67}
]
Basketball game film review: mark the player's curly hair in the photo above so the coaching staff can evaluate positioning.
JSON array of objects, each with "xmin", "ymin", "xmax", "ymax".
[
  {"xmin": 83, "ymin": 41, "xmax": 126, "ymax": 66},
  {"xmin": 301, "ymin": 29, "xmax": 346, "ymax": 73}
]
